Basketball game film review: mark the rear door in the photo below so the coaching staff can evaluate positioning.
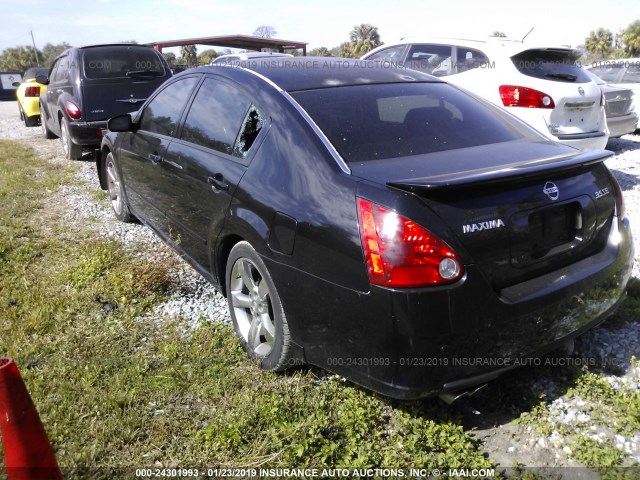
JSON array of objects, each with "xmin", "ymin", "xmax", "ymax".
[
  {"xmin": 80, "ymin": 46, "xmax": 171, "ymax": 122},
  {"xmin": 160, "ymin": 76, "xmax": 267, "ymax": 270}
]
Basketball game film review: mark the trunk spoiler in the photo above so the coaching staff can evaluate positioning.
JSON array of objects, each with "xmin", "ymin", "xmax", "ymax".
[{"xmin": 387, "ymin": 150, "xmax": 612, "ymax": 192}]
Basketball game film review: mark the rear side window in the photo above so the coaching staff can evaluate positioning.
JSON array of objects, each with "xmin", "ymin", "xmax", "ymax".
[
  {"xmin": 181, "ymin": 77, "xmax": 263, "ymax": 158},
  {"xmin": 82, "ymin": 46, "xmax": 166, "ymax": 79},
  {"xmin": 511, "ymin": 49, "xmax": 591, "ymax": 83},
  {"xmin": 139, "ymin": 76, "xmax": 199, "ymax": 137},
  {"xmin": 292, "ymin": 82, "xmax": 529, "ymax": 162},
  {"xmin": 456, "ymin": 47, "xmax": 490, "ymax": 73},
  {"xmin": 405, "ymin": 45, "xmax": 453, "ymax": 76}
]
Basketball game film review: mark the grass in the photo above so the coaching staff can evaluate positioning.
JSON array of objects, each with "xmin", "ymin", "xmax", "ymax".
[
  {"xmin": 0, "ymin": 139, "xmax": 496, "ymax": 476},
  {"xmin": 2, "ymin": 137, "xmax": 639, "ymax": 478}
]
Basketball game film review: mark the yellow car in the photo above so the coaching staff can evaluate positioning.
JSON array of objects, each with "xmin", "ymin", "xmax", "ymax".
[{"xmin": 14, "ymin": 67, "xmax": 48, "ymax": 127}]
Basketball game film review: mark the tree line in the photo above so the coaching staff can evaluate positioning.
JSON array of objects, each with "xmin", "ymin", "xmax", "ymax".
[
  {"xmin": 2, "ymin": 20, "xmax": 639, "ymax": 72},
  {"xmin": 582, "ymin": 20, "xmax": 640, "ymax": 60}
]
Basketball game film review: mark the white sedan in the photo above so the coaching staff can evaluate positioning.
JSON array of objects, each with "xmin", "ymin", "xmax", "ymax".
[{"xmin": 363, "ymin": 37, "xmax": 609, "ymax": 152}]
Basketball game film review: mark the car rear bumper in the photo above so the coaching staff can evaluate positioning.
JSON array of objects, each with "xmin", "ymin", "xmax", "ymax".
[
  {"xmin": 607, "ymin": 112, "xmax": 639, "ymax": 138},
  {"xmin": 20, "ymin": 97, "xmax": 41, "ymax": 118},
  {"xmin": 274, "ymin": 215, "xmax": 633, "ymax": 399},
  {"xmin": 68, "ymin": 120, "xmax": 107, "ymax": 147},
  {"xmin": 550, "ymin": 132, "xmax": 609, "ymax": 152}
]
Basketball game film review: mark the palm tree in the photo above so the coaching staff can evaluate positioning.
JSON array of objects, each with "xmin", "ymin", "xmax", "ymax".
[
  {"xmin": 349, "ymin": 24, "xmax": 382, "ymax": 57},
  {"xmin": 585, "ymin": 28, "xmax": 613, "ymax": 59},
  {"xmin": 622, "ymin": 20, "xmax": 640, "ymax": 56}
]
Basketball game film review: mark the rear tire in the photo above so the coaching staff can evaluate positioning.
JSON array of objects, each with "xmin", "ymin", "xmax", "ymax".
[
  {"xmin": 105, "ymin": 152, "xmax": 134, "ymax": 222},
  {"xmin": 226, "ymin": 241, "xmax": 293, "ymax": 371},
  {"xmin": 24, "ymin": 114, "xmax": 39, "ymax": 127},
  {"xmin": 60, "ymin": 118, "xmax": 82, "ymax": 160}
]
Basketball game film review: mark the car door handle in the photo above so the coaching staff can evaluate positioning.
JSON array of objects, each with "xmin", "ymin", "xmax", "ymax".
[
  {"xmin": 148, "ymin": 153, "xmax": 163, "ymax": 165},
  {"xmin": 208, "ymin": 174, "xmax": 229, "ymax": 192}
]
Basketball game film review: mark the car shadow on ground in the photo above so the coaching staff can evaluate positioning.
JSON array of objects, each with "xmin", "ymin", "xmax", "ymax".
[{"xmin": 606, "ymin": 133, "xmax": 640, "ymax": 153}]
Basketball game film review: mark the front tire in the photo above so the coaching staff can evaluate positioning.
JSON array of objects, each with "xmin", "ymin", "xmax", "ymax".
[
  {"xmin": 41, "ymin": 107, "xmax": 57, "ymax": 139},
  {"xmin": 226, "ymin": 241, "xmax": 292, "ymax": 371},
  {"xmin": 105, "ymin": 152, "xmax": 134, "ymax": 222},
  {"xmin": 60, "ymin": 118, "xmax": 82, "ymax": 160}
]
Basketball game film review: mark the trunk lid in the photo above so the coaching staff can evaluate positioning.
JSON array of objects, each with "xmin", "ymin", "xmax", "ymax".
[
  {"xmin": 351, "ymin": 141, "xmax": 617, "ymax": 290},
  {"xmin": 81, "ymin": 79, "xmax": 165, "ymax": 121}
]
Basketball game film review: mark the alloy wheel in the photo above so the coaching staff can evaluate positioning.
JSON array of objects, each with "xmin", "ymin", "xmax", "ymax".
[{"xmin": 229, "ymin": 258, "xmax": 276, "ymax": 357}]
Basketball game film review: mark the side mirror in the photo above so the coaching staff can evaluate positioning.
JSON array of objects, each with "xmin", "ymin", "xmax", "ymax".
[
  {"xmin": 11, "ymin": 82, "xmax": 20, "ymax": 88},
  {"xmin": 35, "ymin": 74, "xmax": 49, "ymax": 85},
  {"xmin": 107, "ymin": 114, "xmax": 134, "ymax": 132}
]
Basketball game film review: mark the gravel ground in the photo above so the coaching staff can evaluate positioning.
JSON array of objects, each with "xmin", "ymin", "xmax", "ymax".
[
  {"xmin": 0, "ymin": 101, "xmax": 231, "ymax": 328},
  {"xmin": 1, "ymin": 100, "xmax": 639, "ymax": 473}
]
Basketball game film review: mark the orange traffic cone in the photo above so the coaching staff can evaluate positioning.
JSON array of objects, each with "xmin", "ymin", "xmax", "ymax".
[{"xmin": 0, "ymin": 358, "xmax": 62, "ymax": 480}]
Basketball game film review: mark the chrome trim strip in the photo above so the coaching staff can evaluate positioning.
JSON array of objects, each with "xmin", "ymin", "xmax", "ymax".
[{"xmin": 242, "ymin": 68, "xmax": 352, "ymax": 175}]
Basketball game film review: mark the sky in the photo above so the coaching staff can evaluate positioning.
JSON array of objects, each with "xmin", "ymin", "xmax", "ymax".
[{"xmin": 1, "ymin": 0, "xmax": 639, "ymax": 54}]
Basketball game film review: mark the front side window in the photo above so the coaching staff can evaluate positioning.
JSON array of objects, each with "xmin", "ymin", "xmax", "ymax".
[
  {"xmin": 292, "ymin": 82, "xmax": 530, "ymax": 163},
  {"xmin": 181, "ymin": 77, "xmax": 264, "ymax": 158},
  {"xmin": 405, "ymin": 45, "xmax": 453, "ymax": 76},
  {"xmin": 139, "ymin": 76, "xmax": 199, "ymax": 137}
]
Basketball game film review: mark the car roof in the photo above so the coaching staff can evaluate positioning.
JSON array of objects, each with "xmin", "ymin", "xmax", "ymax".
[
  {"xmin": 202, "ymin": 57, "xmax": 441, "ymax": 91},
  {"xmin": 366, "ymin": 36, "xmax": 578, "ymax": 58},
  {"xmin": 215, "ymin": 52, "xmax": 294, "ymax": 60}
]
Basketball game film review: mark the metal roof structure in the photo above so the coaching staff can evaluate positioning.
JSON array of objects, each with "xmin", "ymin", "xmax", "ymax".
[{"xmin": 147, "ymin": 34, "xmax": 307, "ymax": 55}]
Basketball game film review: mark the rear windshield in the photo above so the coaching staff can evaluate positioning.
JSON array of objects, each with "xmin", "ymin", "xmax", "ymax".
[
  {"xmin": 511, "ymin": 49, "xmax": 591, "ymax": 83},
  {"xmin": 82, "ymin": 46, "xmax": 166, "ymax": 79},
  {"xmin": 291, "ymin": 83, "xmax": 530, "ymax": 163}
]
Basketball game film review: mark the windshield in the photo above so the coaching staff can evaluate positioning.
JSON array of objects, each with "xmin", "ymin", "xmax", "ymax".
[
  {"xmin": 291, "ymin": 82, "xmax": 533, "ymax": 163},
  {"xmin": 82, "ymin": 46, "xmax": 166, "ymax": 79}
]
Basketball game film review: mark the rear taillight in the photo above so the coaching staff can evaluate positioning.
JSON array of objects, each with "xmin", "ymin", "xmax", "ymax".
[
  {"xmin": 356, "ymin": 198, "xmax": 463, "ymax": 288},
  {"xmin": 24, "ymin": 86, "xmax": 40, "ymax": 97},
  {"xmin": 65, "ymin": 101, "xmax": 81, "ymax": 120},
  {"xmin": 499, "ymin": 85, "xmax": 555, "ymax": 109}
]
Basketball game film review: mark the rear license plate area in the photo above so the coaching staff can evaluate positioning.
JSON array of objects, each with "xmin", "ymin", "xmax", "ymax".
[
  {"xmin": 528, "ymin": 203, "xmax": 577, "ymax": 259},
  {"xmin": 510, "ymin": 197, "xmax": 596, "ymax": 268}
]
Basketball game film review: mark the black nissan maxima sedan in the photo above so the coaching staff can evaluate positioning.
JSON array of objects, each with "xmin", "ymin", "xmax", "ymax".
[{"xmin": 97, "ymin": 58, "xmax": 633, "ymax": 400}]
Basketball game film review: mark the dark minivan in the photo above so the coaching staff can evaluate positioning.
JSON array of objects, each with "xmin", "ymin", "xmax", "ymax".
[{"xmin": 38, "ymin": 44, "xmax": 171, "ymax": 159}]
